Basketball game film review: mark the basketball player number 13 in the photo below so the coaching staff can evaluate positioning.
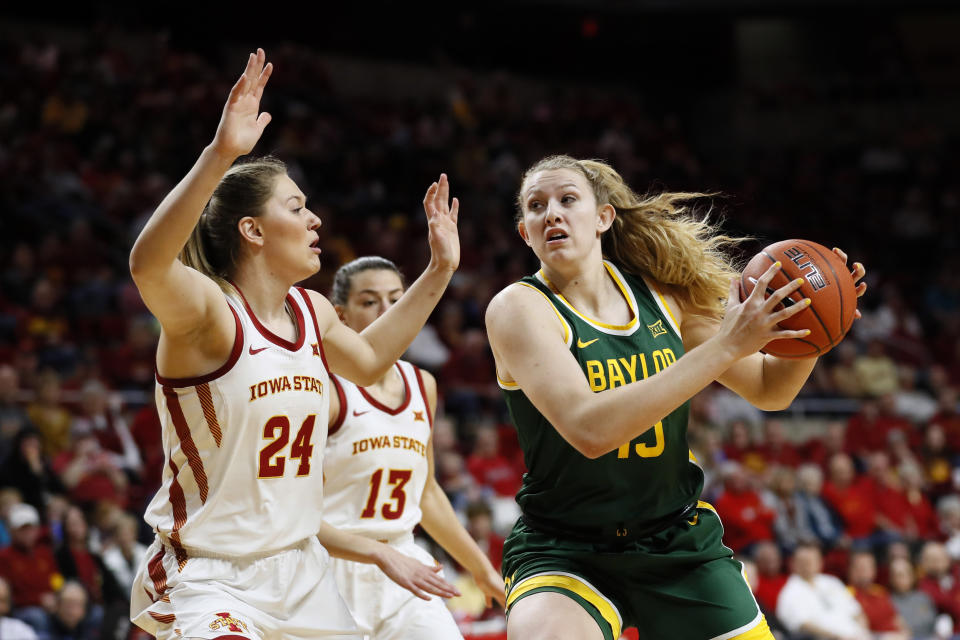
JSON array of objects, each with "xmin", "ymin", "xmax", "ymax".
[{"xmin": 361, "ymin": 469, "xmax": 412, "ymax": 520}]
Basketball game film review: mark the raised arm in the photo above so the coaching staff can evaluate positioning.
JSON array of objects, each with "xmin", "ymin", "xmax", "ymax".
[
  {"xmin": 486, "ymin": 262, "xmax": 809, "ymax": 459},
  {"xmin": 312, "ymin": 176, "xmax": 460, "ymax": 386},
  {"xmin": 128, "ymin": 50, "xmax": 273, "ymax": 341}
]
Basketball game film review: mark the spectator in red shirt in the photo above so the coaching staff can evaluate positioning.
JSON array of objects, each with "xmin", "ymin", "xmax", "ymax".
[
  {"xmin": 920, "ymin": 422, "xmax": 958, "ymax": 501},
  {"xmin": 847, "ymin": 550, "xmax": 910, "ymax": 639},
  {"xmin": 899, "ymin": 462, "xmax": 938, "ymax": 540},
  {"xmin": 917, "ymin": 541, "xmax": 960, "ymax": 625},
  {"xmin": 465, "ymin": 424, "xmax": 521, "ymax": 498},
  {"xmin": 70, "ymin": 380, "xmax": 141, "ymax": 477},
  {"xmin": 931, "ymin": 387, "xmax": 960, "ymax": 452},
  {"xmin": 845, "ymin": 397, "xmax": 914, "ymax": 463},
  {"xmin": 754, "ymin": 419, "xmax": 801, "ymax": 470},
  {"xmin": 822, "ymin": 453, "xmax": 877, "ymax": 547},
  {"xmin": 0, "ymin": 504, "xmax": 60, "ymax": 636},
  {"xmin": 864, "ymin": 452, "xmax": 916, "ymax": 545},
  {"xmin": 722, "ymin": 420, "xmax": 765, "ymax": 474},
  {"xmin": 128, "ymin": 405, "xmax": 163, "ymax": 510},
  {"xmin": 54, "ymin": 506, "xmax": 122, "ymax": 604},
  {"xmin": 714, "ymin": 461, "xmax": 775, "ymax": 554},
  {"xmin": 751, "ymin": 540, "xmax": 788, "ymax": 613},
  {"xmin": 440, "ymin": 329, "xmax": 500, "ymax": 419},
  {"xmin": 51, "ymin": 432, "xmax": 128, "ymax": 509},
  {"xmin": 99, "ymin": 316, "xmax": 157, "ymax": 392},
  {"xmin": 466, "ymin": 501, "xmax": 504, "ymax": 572},
  {"xmin": 804, "ymin": 420, "xmax": 847, "ymax": 472}
]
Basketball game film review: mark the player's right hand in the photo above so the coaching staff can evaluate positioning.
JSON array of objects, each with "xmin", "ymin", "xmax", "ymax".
[
  {"xmin": 717, "ymin": 262, "xmax": 809, "ymax": 360},
  {"xmin": 375, "ymin": 545, "xmax": 461, "ymax": 601},
  {"xmin": 211, "ymin": 48, "xmax": 273, "ymax": 159}
]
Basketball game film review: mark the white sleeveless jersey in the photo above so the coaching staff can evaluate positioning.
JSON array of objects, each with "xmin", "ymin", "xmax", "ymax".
[
  {"xmin": 323, "ymin": 360, "xmax": 433, "ymax": 540},
  {"xmin": 144, "ymin": 286, "xmax": 331, "ymax": 559}
]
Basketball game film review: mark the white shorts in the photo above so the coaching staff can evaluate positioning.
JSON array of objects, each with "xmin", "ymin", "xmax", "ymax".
[
  {"xmin": 330, "ymin": 534, "xmax": 462, "ymax": 640},
  {"xmin": 130, "ymin": 536, "xmax": 359, "ymax": 640}
]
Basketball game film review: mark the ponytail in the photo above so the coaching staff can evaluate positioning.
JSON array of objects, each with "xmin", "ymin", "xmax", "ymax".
[{"xmin": 178, "ymin": 156, "xmax": 287, "ymax": 291}]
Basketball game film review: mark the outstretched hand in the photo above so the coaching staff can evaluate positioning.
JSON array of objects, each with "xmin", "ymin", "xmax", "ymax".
[
  {"xmin": 211, "ymin": 48, "xmax": 273, "ymax": 159},
  {"xmin": 375, "ymin": 545, "xmax": 461, "ymax": 601},
  {"xmin": 422, "ymin": 174, "xmax": 460, "ymax": 273}
]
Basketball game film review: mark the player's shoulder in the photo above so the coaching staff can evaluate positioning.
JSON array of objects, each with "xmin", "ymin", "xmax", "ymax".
[
  {"xmin": 297, "ymin": 287, "xmax": 338, "ymax": 328},
  {"xmin": 297, "ymin": 287, "xmax": 333, "ymax": 310},
  {"xmin": 486, "ymin": 281, "xmax": 554, "ymax": 324}
]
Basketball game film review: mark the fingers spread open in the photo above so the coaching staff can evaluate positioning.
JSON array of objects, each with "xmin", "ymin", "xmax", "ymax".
[
  {"xmin": 437, "ymin": 174, "xmax": 449, "ymax": 208},
  {"xmin": 255, "ymin": 62, "xmax": 273, "ymax": 99},
  {"xmin": 749, "ymin": 262, "xmax": 781, "ymax": 303},
  {"xmin": 423, "ymin": 182, "xmax": 439, "ymax": 214},
  {"xmin": 764, "ymin": 277, "xmax": 804, "ymax": 312},
  {"xmin": 229, "ymin": 74, "xmax": 247, "ymax": 102},
  {"xmin": 771, "ymin": 297, "xmax": 810, "ymax": 324},
  {"xmin": 727, "ymin": 277, "xmax": 740, "ymax": 308}
]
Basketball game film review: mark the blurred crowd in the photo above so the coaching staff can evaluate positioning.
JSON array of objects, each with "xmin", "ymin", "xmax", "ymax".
[{"xmin": 1, "ymin": 16, "xmax": 959, "ymax": 640}]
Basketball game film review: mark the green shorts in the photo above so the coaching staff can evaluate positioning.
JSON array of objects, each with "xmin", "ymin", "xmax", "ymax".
[{"xmin": 501, "ymin": 502, "xmax": 772, "ymax": 640}]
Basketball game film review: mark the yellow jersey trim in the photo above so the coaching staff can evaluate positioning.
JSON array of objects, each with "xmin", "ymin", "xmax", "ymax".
[
  {"xmin": 506, "ymin": 572, "xmax": 622, "ymax": 640},
  {"xmin": 496, "ymin": 374, "xmax": 519, "ymax": 390},
  {"xmin": 641, "ymin": 276, "xmax": 682, "ymax": 339},
  {"xmin": 713, "ymin": 612, "xmax": 771, "ymax": 640},
  {"xmin": 535, "ymin": 261, "xmax": 640, "ymax": 335},
  {"xmin": 697, "ymin": 500, "xmax": 717, "ymax": 514}
]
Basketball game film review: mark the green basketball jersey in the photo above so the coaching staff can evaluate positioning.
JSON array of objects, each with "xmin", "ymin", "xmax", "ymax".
[{"xmin": 500, "ymin": 260, "xmax": 704, "ymax": 530}]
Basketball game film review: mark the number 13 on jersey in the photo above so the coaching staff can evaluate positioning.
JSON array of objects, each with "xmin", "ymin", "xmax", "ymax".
[{"xmin": 617, "ymin": 421, "xmax": 665, "ymax": 459}]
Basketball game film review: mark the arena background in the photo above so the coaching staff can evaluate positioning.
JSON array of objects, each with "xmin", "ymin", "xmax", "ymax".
[{"xmin": 2, "ymin": 1, "xmax": 960, "ymax": 638}]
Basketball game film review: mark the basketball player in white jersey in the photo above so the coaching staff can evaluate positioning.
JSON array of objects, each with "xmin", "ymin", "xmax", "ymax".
[
  {"xmin": 127, "ymin": 50, "xmax": 460, "ymax": 640},
  {"xmin": 323, "ymin": 257, "xmax": 506, "ymax": 639}
]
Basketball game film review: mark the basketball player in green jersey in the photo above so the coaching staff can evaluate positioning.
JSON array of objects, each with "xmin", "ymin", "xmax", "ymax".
[{"xmin": 485, "ymin": 155, "xmax": 866, "ymax": 640}]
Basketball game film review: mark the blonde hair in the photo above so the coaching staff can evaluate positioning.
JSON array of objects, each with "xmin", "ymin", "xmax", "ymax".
[
  {"xmin": 518, "ymin": 155, "xmax": 745, "ymax": 318},
  {"xmin": 181, "ymin": 156, "xmax": 287, "ymax": 289}
]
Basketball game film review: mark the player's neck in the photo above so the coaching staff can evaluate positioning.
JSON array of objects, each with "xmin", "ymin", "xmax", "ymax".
[
  {"xmin": 232, "ymin": 266, "xmax": 294, "ymax": 328},
  {"xmin": 368, "ymin": 364, "xmax": 400, "ymax": 392},
  {"xmin": 542, "ymin": 259, "xmax": 624, "ymax": 321}
]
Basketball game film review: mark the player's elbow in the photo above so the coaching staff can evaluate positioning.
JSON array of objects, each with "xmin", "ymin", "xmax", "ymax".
[
  {"xmin": 556, "ymin": 415, "xmax": 609, "ymax": 460},
  {"xmin": 128, "ymin": 246, "xmax": 148, "ymax": 280},
  {"xmin": 128, "ymin": 243, "xmax": 161, "ymax": 284},
  {"xmin": 749, "ymin": 391, "xmax": 797, "ymax": 412}
]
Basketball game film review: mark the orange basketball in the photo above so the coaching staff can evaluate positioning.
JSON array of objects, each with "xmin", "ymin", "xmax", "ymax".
[{"xmin": 739, "ymin": 239, "xmax": 858, "ymax": 359}]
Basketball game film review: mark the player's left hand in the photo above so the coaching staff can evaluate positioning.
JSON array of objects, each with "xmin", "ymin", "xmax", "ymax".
[
  {"xmin": 375, "ymin": 545, "xmax": 461, "ymax": 601},
  {"xmin": 473, "ymin": 566, "xmax": 507, "ymax": 608},
  {"xmin": 423, "ymin": 174, "xmax": 460, "ymax": 273},
  {"xmin": 832, "ymin": 247, "xmax": 866, "ymax": 319}
]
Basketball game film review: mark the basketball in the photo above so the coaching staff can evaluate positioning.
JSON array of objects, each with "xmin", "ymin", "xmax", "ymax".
[{"xmin": 739, "ymin": 239, "xmax": 858, "ymax": 359}]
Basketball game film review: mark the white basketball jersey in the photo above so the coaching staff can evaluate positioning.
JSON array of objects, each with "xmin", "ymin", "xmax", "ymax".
[
  {"xmin": 144, "ymin": 286, "xmax": 331, "ymax": 559},
  {"xmin": 323, "ymin": 361, "xmax": 432, "ymax": 540}
]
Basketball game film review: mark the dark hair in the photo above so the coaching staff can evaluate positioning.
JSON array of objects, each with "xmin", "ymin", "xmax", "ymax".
[
  {"xmin": 181, "ymin": 156, "xmax": 287, "ymax": 286},
  {"xmin": 330, "ymin": 256, "xmax": 404, "ymax": 306},
  {"xmin": 465, "ymin": 500, "xmax": 493, "ymax": 520}
]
